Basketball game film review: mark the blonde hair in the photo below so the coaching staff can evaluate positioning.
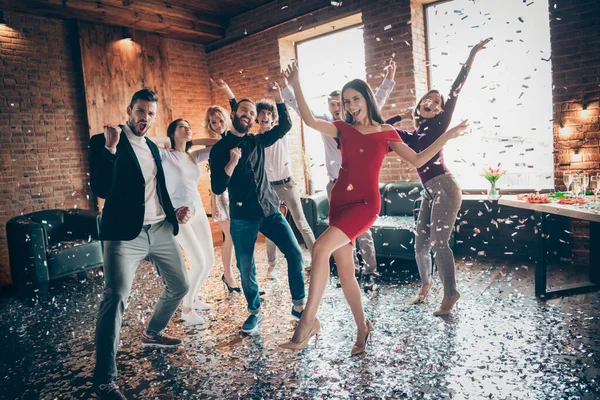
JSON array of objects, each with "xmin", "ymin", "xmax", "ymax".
[{"xmin": 204, "ymin": 106, "xmax": 231, "ymax": 138}]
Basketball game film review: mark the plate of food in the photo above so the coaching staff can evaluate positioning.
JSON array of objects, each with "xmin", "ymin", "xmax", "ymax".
[
  {"xmin": 557, "ymin": 197, "xmax": 588, "ymax": 205},
  {"xmin": 517, "ymin": 193, "xmax": 552, "ymax": 203}
]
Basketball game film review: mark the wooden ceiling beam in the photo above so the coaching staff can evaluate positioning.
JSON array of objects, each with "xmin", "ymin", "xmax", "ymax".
[
  {"xmin": 0, "ymin": 0, "xmax": 225, "ymax": 42},
  {"xmin": 166, "ymin": 0, "xmax": 256, "ymax": 15},
  {"xmin": 88, "ymin": 0, "xmax": 229, "ymax": 28}
]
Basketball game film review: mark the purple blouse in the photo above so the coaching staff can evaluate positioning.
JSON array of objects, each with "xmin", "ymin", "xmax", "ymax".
[{"xmin": 389, "ymin": 65, "xmax": 471, "ymax": 184}]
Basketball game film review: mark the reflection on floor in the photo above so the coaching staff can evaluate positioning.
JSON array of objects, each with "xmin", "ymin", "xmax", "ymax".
[{"xmin": 0, "ymin": 242, "xmax": 598, "ymax": 399}]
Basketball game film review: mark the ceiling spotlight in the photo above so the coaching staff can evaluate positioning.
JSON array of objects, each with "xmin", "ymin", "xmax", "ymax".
[{"xmin": 0, "ymin": 11, "xmax": 8, "ymax": 25}]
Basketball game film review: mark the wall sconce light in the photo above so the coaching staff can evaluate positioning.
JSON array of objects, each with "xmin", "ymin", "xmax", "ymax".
[
  {"xmin": 0, "ymin": 11, "xmax": 7, "ymax": 25},
  {"xmin": 558, "ymin": 101, "xmax": 569, "ymax": 129},
  {"xmin": 571, "ymin": 151, "xmax": 583, "ymax": 163},
  {"xmin": 580, "ymin": 93, "xmax": 599, "ymax": 118}
]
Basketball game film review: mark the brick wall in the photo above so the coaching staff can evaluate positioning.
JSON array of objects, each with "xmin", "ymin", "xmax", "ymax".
[
  {"xmin": 550, "ymin": 0, "xmax": 599, "ymax": 265},
  {"xmin": 0, "ymin": 12, "xmax": 93, "ymax": 286}
]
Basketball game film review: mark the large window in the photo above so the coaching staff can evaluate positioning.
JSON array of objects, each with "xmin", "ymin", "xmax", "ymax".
[
  {"xmin": 296, "ymin": 26, "xmax": 367, "ymax": 192},
  {"xmin": 426, "ymin": 0, "xmax": 553, "ymax": 190}
]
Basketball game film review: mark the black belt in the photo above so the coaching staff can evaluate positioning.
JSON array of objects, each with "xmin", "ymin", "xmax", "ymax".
[{"xmin": 270, "ymin": 176, "xmax": 292, "ymax": 186}]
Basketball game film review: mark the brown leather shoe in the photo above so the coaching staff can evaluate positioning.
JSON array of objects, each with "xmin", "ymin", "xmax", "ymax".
[{"xmin": 141, "ymin": 331, "xmax": 182, "ymax": 349}]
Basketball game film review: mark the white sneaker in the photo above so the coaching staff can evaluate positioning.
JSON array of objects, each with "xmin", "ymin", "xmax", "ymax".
[
  {"xmin": 193, "ymin": 300, "xmax": 213, "ymax": 312},
  {"xmin": 181, "ymin": 310, "xmax": 207, "ymax": 327},
  {"xmin": 267, "ymin": 264, "xmax": 279, "ymax": 280}
]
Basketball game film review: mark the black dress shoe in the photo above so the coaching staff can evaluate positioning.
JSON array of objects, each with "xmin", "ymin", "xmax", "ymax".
[{"xmin": 95, "ymin": 382, "xmax": 127, "ymax": 399}]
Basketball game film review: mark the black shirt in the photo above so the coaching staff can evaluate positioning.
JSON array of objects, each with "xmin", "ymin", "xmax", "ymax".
[{"xmin": 209, "ymin": 103, "xmax": 292, "ymax": 220}]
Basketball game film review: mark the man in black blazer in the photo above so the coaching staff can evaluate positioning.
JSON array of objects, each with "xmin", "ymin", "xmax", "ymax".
[{"xmin": 89, "ymin": 89, "xmax": 190, "ymax": 400}]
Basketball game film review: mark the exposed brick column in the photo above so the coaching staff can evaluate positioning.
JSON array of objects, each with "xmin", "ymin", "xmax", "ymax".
[
  {"xmin": 550, "ymin": 0, "xmax": 600, "ymax": 266},
  {"xmin": 0, "ymin": 12, "xmax": 93, "ymax": 285}
]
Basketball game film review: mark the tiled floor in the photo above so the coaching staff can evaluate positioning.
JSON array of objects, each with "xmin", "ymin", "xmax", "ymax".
[{"xmin": 0, "ymin": 242, "xmax": 598, "ymax": 399}]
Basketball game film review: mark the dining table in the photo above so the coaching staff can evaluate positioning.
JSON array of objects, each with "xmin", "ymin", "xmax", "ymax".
[{"xmin": 498, "ymin": 195, "xmax": 599, "ymax": 299}]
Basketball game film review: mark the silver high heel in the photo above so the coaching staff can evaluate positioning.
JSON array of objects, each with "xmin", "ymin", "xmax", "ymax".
[
  {"xmin": 433, "ymin": 292, "xmax": 461, "ymax": 316},
  {"xmin": 413, "ymin": 281, "xmax": 433, "ymax": 304}
]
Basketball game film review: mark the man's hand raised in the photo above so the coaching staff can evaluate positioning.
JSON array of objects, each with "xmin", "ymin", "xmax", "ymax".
[
  {"xmin": 267, "ymin": 82, "xmax": 282, "ymax": 103},
  {"xmin": 104, "ymin": 125, "xmax": 121, "ymax": 150}
]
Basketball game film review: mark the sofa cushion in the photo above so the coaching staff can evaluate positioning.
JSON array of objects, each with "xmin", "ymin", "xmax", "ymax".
[
  {"xmin": 28, "ymin": 210, "xmax": 66, "ymax": 245},
  {"xmin": 46, "ymin": 240, "xmax": 103, "ymax": 279},
  {"xmin": 371, "ymin": 215, "xmax": 416, "ymax": 257},
  {"xmin": 382, "ymin": 183, "xmax": 422, "ymax": 216}
]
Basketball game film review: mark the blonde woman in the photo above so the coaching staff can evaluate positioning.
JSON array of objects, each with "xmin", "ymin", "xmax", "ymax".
[{"xmin": 205, "ymin": 105, "xmax": 241, "ymax": 293}]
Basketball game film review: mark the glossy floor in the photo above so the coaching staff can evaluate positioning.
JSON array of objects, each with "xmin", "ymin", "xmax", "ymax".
[{"xmin": 0, "ymin": 243, "xmax": 598, "ymax": 399}]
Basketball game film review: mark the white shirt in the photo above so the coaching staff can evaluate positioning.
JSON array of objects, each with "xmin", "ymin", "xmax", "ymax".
[
  {"xmin": 281, "ymin": 78, "xmax": 396, "ymax": 180},
  {"xmin": 159, "ymin": 147, "xmax": 211, "ymax": 215},
  {"xmin": 121, "ymin": 124, "xmax": 166, "ymax": 225},
  {"xmin": 264, "ymin": 136, "xmax": 292, "ymax": 182}
]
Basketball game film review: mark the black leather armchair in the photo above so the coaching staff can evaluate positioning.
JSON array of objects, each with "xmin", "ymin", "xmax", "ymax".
[{"xmin": 6, "ymin": 209, "xmax": 104, "ymax": 293}]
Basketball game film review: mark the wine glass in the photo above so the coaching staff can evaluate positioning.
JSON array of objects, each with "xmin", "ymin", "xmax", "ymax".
[
  {"xmin": 563, "ymin": 171, "xmax": 574, "ymax": 194},
  {"xmin": 591, "ymin": 175, "xmax": 600, "ymax": 203},
  {"xmin": 580, "ymin": 173, "xmax": 589, "ymax": 197},
  {"xmin": 572, "ymin": 175, "xmax": 581, "ymax": 200}
]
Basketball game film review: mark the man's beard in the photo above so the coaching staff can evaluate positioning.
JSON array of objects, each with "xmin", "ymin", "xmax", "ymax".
[
  {"xmin": 127, "ymin": 119, "xmax": 147, "ymax": 137},
  {"xmin": 232, "ymin": 114, "xmax": 253, "ymax": 134}
]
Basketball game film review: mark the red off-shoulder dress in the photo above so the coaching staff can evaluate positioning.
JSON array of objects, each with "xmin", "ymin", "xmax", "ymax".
[{"xmin": 328, "ymin": 120, "xmax": 402, "ymax": 241}]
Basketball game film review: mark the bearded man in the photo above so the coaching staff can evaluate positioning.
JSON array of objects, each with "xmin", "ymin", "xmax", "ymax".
[{"xmin": 209, "ymin": 85, "xmax": 306, "ymax": 334}]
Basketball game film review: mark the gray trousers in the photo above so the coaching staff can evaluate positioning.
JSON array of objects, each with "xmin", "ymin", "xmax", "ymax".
[
  {"xmin": 326, "ymin": 179, "xmax": 377, "ymax": 274},
  {"xmin": 266, "ymin": 178, "xmax": 316, "ymax": 264},
  {"xmin": 94, "ymin": 219, "xmax": 189, "ymax": 384},
  {"xmin": 415, "ymin": 174, "xmax": 462, "ymax": 296}
]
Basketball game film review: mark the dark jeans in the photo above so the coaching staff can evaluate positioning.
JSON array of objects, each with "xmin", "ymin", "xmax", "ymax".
[{"xmin": 230, "ymin": 211, "xmax": 306, "ymax": 314}]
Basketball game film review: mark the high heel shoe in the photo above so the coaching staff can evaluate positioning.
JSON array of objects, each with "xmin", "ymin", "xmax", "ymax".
[
  {"xmin": 433, "ymin": 291, "xmax": 461, "ymax": 316},
  {"xmin": 221, "ymin": 275, "xmax": 241, "ymax": 293},
  {"xmin": 351, "ymin": 320, "xmax": 373, "ymax": 356},
  {"xmin": 279, "ymin": 318, "xmax": 320, "ymax": 350},
  {"xmin": 413, "ymin": 281, "xmax": 433, "ymax": 304}
]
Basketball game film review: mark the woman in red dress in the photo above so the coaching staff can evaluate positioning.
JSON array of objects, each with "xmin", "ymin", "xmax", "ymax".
[{"xmin": 279, "ymin": 62, "xmax": 468, "ymax": 355}]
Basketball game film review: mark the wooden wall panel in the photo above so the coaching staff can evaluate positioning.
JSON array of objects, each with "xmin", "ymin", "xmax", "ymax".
[{"xmin": 78, "ymin": 22, "xmax": 173, "ymax": 138}]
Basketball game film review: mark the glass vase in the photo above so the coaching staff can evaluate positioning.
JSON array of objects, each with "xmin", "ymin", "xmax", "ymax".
[{"xmin": 487, "ymin": 181, "xmax": 500, "ymax": 200}]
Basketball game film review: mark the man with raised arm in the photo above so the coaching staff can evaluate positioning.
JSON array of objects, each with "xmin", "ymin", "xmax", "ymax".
[
  {"xmin": 209, "ymin": 84, "xmax": 306, "ymax": 334},
  {"xmin": 89, "ymin": 89, "xmax": 191, "ymax": 400}
]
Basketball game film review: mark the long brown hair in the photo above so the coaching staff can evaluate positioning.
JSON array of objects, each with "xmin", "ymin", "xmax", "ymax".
[
  {"xmin": 167, "ymin": 118, "xmax": 192, "ymax": 152},
  {"xmin": 341, "ymin": 79, "xmax": 384, "ymax": 125},
  {"xmin": 413, "ymin": 89, "xmax": 446, "ymax": 128}
]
